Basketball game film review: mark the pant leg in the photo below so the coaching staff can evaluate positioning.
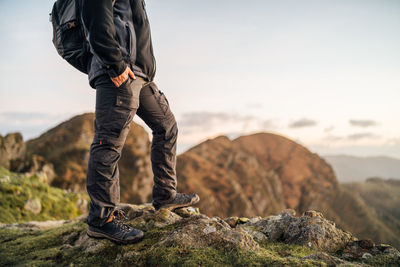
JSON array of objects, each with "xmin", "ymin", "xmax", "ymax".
[
  {"xmin": 86, "ymin": 75, "xmax": 145, "ymax": 227},
  {"xmin": 136, "ymin": 82, "xmax": 178, "ymax": 205}
]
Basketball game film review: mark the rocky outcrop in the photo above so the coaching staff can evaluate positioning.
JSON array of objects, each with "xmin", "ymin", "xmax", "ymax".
[
  {"xmin": 238, "ymin": 210, "xmax": 353, "ymax": 252},
  {"xmin": 0, "ymin": 167, "xmax": 88, "ymax": 223},
  {"xmin": 0, "ymin": 133, "xmax": 26, "ymax": 169},
  {"xmin": 10, "ymin": 154, "xmax": 55, "ymax": 183},
  {"xmin": 176, "ymin": 133, "xmax": 338, "ymax": 218},
  {"xmin": 25, "ymin": 113, "xmax": 153, "ymax": 203},
  {"xmin": 23, "ymin": 198, "xmax": 42, "ymax": 215},
  {"xmin": 0, "ymin": 133, "xmax": 55, "ymax": 183},
  {"xmin": 0, "ymin": 205, "xmax": 398, "ymax": 266}
]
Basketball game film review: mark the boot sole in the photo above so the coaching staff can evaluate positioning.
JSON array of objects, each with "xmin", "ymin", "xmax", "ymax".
[
  {"xmin": 157, "ymin": 195, "xmax": 200, "ymax": 211},
  {"xmin": 87, "ymin": 229, "xmax": 144, "ymax": 245}
]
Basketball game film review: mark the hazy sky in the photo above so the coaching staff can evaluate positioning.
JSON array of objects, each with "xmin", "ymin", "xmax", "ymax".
[{"xmin": 0, "ymin": 0, "xmax": 399, "ymax": 157}]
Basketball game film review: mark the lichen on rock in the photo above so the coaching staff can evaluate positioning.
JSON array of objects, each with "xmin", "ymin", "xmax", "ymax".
[
  {"xmin": 0, "ymin": 204, "xmax": 399, "ymax": 266},
  {"xmin": 239, "ymin": 210, "xmax": 355, "ymax": 252}
]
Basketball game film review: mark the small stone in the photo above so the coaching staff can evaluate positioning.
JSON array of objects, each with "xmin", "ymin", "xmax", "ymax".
[
  {"xmin": 211, "ymin": 217, "xmax": 220, "ymax": 222},
  {"xmin": 224, "ymin": 217, "xmax": 239, "ymax": 228},
  {"xmin": 24, "ymin": 198, "xmax": 41, "ymax": 215},
  {"xmin": 362, "ymin": 252, "xmax": 373, "ymax": 260},
  {"xmin": 240, "ymin": 227, "xmax": 268, "ymax": 243},
  {"xmin": 247, "ymin": 217, "xmax": 262, "ymax": 224},
  {"xmin": 303, "ymin": 210, "xmax": 323, "ymax": 218},
  {"xmin": 238, "ymin": 217, "xmax": 249, "ymax": 224},
  {"xmin": 358, "ymin": 239, "xmax": 374, "ymax": 249},
  {"xmin": 0, "ymin": 175, "xmax": 10, "ymax": 183},
  {"xmin": 174, "ymin": 206, "xmax": 199, "ymax": 218},
  {"xmin": 188, "ymin": 207, "xmax": 199, "ymax": 214},
  {"xmin": 203, "ymin": 225, "xmax": 217, "ymax": 234},
  {"xmin": 156, "ymin": 208, "xmax": 171, "ymax": 219},
  {"xmin": 279, "ymin": 209, "xmax": 296, "ymax": 217}
]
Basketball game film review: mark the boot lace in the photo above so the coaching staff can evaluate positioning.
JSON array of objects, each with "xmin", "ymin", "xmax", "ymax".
[
  {"xmin": 113, "ymin": 209, "xmax": 129, "ymax": 222},
  {"xmin": 112, "ymin": 218, "xmax": 133, "ymax": 232},
  {"xmin": 111, "ymin": 210, "xmax": 132, "ymax": 232}
]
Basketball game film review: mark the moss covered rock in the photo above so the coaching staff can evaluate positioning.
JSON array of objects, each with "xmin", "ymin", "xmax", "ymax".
[
  {"xmin": 1, "ymin": 204, "xmax": 399, "ymax": 266},
  {"xmin": 239, "ymin": 210, "xmax": 354, "ymax": 253},
  {"xmin": 0, "ymin": 167, "xmax": 88, "ymax": 223}
]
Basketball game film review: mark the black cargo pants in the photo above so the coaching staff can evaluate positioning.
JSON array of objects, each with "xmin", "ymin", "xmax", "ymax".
[{"xmin": 86, "ymin": 74, "xmax": 177, "ymax": 227}]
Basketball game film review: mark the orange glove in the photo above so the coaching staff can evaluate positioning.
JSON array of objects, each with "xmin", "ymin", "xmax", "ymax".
[{"xmin": 110, "ymin": 66, "xmax": 136, "ymax": 87}]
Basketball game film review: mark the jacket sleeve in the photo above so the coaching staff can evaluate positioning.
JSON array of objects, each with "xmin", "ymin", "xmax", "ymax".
[{"xmin": 81, "ymin": 0, "xmax": 126, "ymax": 77}]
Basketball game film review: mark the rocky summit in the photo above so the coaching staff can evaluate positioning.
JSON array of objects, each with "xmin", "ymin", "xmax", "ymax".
[{"xmin": 0, "ymin": 204, "xmax": 399, "ymax": 266}]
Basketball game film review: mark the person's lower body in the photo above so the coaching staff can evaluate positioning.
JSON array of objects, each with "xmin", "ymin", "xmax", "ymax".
[{"xmin": 85, "ymin": 74, "xmax": 194, "ymax": 228}]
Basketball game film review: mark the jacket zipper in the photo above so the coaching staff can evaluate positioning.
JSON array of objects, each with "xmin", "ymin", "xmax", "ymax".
[
  {"xmin": 142, "ymin": 0, "xmax": 156, "ymax": 80},
  {"xmin": 126, "ymin": 23, "xmax": 132, "ymax": 57}
]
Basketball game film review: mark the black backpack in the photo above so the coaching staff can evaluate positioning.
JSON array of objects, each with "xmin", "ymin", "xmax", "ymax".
[{"xmin": 50, "ymin": 0, "xmax": 91, "ymax": 74}]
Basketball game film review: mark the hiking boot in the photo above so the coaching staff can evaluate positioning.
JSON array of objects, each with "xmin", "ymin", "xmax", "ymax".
[
  {"xmin": 87, "ymin": 214, "xmax": 144, "ymax": 244},
  {"xmin": 153, "ymin": 193, "xmax": 200, "ymax": 211}
]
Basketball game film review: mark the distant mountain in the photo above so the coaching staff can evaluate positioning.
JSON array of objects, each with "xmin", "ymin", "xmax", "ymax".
[
  {"xmin": 177, "ymin": 133, "xmax": 338, "ymax": 218},
  {"xmin": 323, "ymin": 155, "xmax": 400, "ymax": 182},
  {"xmin": 176, "ymin": 133, "xmax": 400, "ymax": 248},
  {"xmin": 341, "ymin": 178, "xmax": 400, "ymax": 248}
]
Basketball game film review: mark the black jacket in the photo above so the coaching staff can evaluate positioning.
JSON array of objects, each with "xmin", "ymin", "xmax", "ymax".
[{"xmin": 82, "ymin": 0, "xmax": 156, "ymax": 87}]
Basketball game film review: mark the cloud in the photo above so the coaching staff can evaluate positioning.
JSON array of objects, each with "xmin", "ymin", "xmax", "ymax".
[
  {"xmin": 322, "ymin": 132, "xmax": 381, "ymax": 144},
  {"xmin": 324, "ymin": 126, "xmax": 335, "ymax": 133},
  {"xmin": 178, "ymin": 112, "xmax": 265, "ymax": 130},
  {"xmin": 0, "ymin": 112, "xmax": 54, "ymax": 124},
  {"xmin": 179, "ymin": 112, "xmax": 246, "ymax": 128},
  {"xmin": 0, "ymin": 112, "xmax": 73, "ymax": 140},
  {"xmin": 323, "ymin": 135, "xmax": 343, "ymax": 142},
  {"xmin": 347, "ymin": 132, "xmax": 379, "ymax": 141},
  {"xmin": 176, "ymin": 111, "xmax": 279, "ymax": 149},
  {"xmin": 245, "ymin": 102, "xmax": 263, "ymax": 110},
  {"xmin": 349, "ymin": 119, "xmax": 378, "ymax": 128},
  {"xmin": 261, "ymin": 119, "xmax": 274, "ymax": 129},
  {"xmin": 288, "ymin": 118, "xmax": 317, "ymax": 128}
]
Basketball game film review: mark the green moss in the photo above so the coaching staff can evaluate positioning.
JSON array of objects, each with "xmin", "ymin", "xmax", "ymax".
[
  {"xmin": 0, "ymin": 167, "xmax": 88, "ymax": 223},
  {"xmin": 127, "ymin": 245, "xmax": 324, "ymax": 267},
  {"xmin": 0, "ymin": 221, "xmax": 87, "ymax": 266},
  {"xmin": 0, "ymin": 166, "xmax": 10, "ymax": 176},
  {"xmin": 360, "ymin": 253, "xmax": 400, "ymax": 266},
  {"xmin": 261, "ymin": 242, "xmax": 317, "ymax": 258},
  {"xmin": 4, "ymin": 219, "xmax": 397, "ymax": 266},
  {"xmin": 0, "ymin": 219, "xmax": 328, "ymax": 267}
]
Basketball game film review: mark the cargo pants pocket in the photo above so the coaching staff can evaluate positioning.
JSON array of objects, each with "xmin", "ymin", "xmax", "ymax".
[
  {"xmin": 115, "ymin": 77, "xmax": 140, "ymax": 110},
  {"xmin": 107, "ymin": 78, "xmax": 140, "ymax": 138},
  {"xmin": 148, "ymin": 82, "xmax": 170, "ymax": 115}
]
